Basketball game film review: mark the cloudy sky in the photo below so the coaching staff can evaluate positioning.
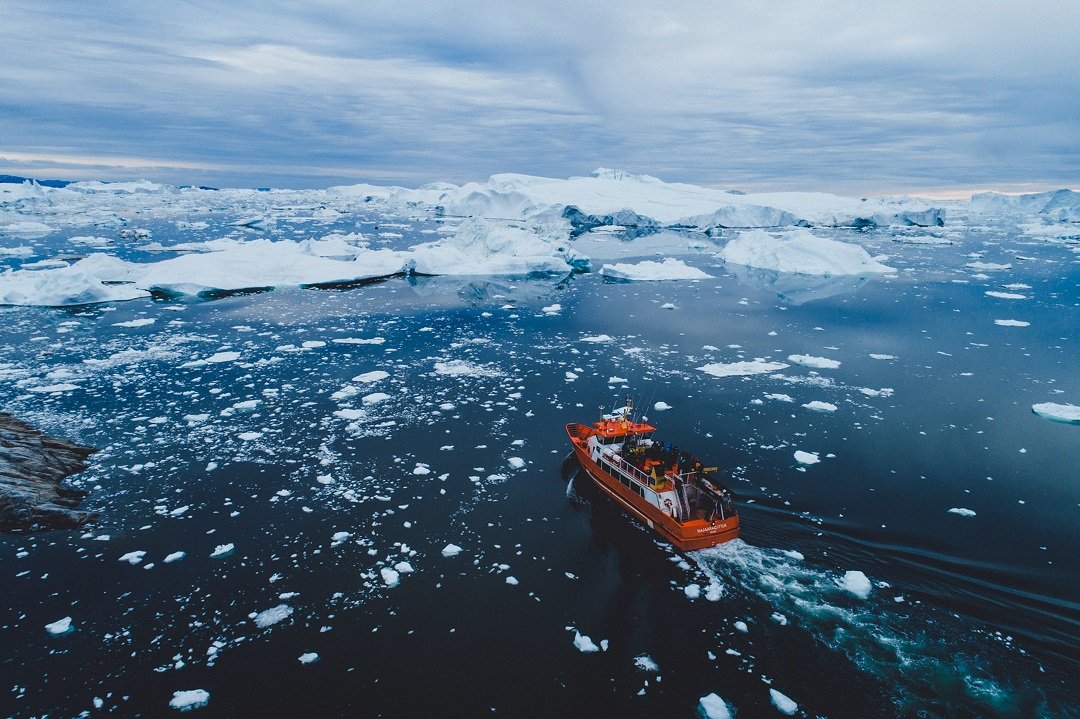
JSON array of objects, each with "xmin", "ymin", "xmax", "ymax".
[{"xmin": 2, "ymin": 1, "xmax": 1078, "ymax": 193}]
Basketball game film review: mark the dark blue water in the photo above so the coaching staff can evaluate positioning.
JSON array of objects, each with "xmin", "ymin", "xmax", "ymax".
[{"xmin": 1, "ymin": 218, "xmax": 1077, "ymax": 717}]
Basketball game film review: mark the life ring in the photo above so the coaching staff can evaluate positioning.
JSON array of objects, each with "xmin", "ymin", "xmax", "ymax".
[{"xmin": 664, "ymin": 499, "xmax": 673, "ymax": 508}]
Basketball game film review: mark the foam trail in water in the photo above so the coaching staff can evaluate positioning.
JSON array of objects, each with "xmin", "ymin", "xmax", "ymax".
[{"xmin": 692, "ymin": 540, "xmax": 1042, "ymax": 717}]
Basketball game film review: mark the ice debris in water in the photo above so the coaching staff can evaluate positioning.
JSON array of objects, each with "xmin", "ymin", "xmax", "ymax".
[
  {"xmin": 571, "ymin": 628, "xmax": 604, "ymax": 653},
  {"xmin": 720, "ymin": 228, "xmax": 894, "ymax": 276},
  {"xmin": 769, "ymin": 688, "xmax": 798, "ymax": 715},
  {"xmin": 684, "ymin": 583, "xmax": 701, "ymax": 599},
  {"xmin": 441, "ymin": 543, "xmax": 463, "ymax": 557},
  {"xmin": 119, "ymin": 550, "xmax": 147, "ymax": 565},
  {"xmin": 381, "ymin": 568, "xmax": 400, "ymax": 587},
  {"xmin": 209, "ymin": 543, "xmax": 234, "ymax": 558},
  {"xmin": 698, "ymin": 360, "xmax": 789, "ymax": 377},
  {"xmin": 794, "ymin": 450, "xmax": 820, "ymax": 465},
  {"xmin": 169, "ymin": 689, "xmax": 210, "ymax": 712},
  {"xmin": 802, "ymin": 400, "xmax": 837, "ymax": 412},
  {"xmin": 634, "ymin": 654, "xmax": 659, "ymax": 672},
  {"xmin": 253, "ymin": 604, "xmax": 293, "ymax": 629},
  {"xmin": 788, "ymin": 354, "xmax": 841, "ymax": 369},
  {"xmin": 948, "ymin": 507, "xmax": 977, "ymax": 517},
  {"xmin": 600, "ymin": 257, "xmax": 712, "ymax": 281},
  {"xmin": 45, "ymin": 617, "xmax": 73, "ymax": 635},
  {"xmin": 1031, "ymin": 402, "xmax": 1080, "ymax": 424},
  {"xmin": 653, "ymin": 401, "xmax": 672, "ymax": 411},
  {"xmin": 163, "ymin": 551, "xmax": 186, "ymax": 563},
  {"xmin": 298, "ymin": 652, "xmax": 320, "ymax": 664},
  {"xmin": 698, "ymin": 693, "xmax": 733, "ymax": 719},
  {"xmin": 839, "ymin": 570, "xmax": 872, "ymax": 599}
]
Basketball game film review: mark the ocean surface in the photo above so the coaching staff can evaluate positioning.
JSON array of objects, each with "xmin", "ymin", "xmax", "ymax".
[{"xmin": 2, "ymin": 212, "xmax": 1078, "ymax": 718}]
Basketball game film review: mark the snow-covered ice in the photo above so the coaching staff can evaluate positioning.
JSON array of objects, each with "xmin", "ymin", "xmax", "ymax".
[
  {"xmin": 253, "ymin": 604, "xmax": 293, "ymax": 628},
  {"xmin": 1031, "ymin": 403, "xmax": 1080, "ymax": 424},
  {"xmin": 698, "ymin": 360, "xmax": 789, "ymax": 377},
  {"xmin": 698, "ymin": 693, "xmax": 733, "ymax": 719},
  {"xmin": 720, "ymin": 229, "xmax": 894, "ymax": 276},
  {"xmin": 169, "ymin": 689, "xmax": 210, "ymax": 712},
  {"xmin": 600, "ymin": 257, "xmax": 711, "ymax": 281},
  {"xmin": 45, "ymin": 617, "xmax": 73, "ymax": 635},
  {"xmin": 839, "ymin": 570, "xmax": 872, "ymax": 599},
  {"xmin": 769, "ymin": 688, "xmax": 798, "ymax": 715}
]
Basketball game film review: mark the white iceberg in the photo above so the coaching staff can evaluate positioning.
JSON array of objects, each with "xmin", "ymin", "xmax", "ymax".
[
  {"xmin": 698, "ymin": 360, "xmax": 789, "ymax": 377},
  {"xmin": 720, "ymin": 229, "xmax": 894, "ymax": 276},
  {"xmin": 698, "ymin": 693, "xmax": 733, "ymax": 719},
  {"xmin": 600, "ymin": 257, "xmax": 712, "ymax": 281},
  {"xmin": 1031, "ymin": 402, "xmax": 1080, "ymax": 424},
  {"xmin": 169, "ymin": 689, "xmax": 210, "ymax": 712},
  {"xmin": 409, "ymin": 217, "xmax": 582, "ymax": 275}
]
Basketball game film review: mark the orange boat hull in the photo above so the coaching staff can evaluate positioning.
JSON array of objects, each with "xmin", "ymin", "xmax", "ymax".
[{"xmin": 568, "ymin": 428, "xmax": 739, "ymax": 551}]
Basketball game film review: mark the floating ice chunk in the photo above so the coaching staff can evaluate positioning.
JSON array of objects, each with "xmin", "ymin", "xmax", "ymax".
[
  {"xmin": 507, "ymin": 457, "xmax": 525, "ymax": 469},
  {"xmin": 634, "ymin": 654, "xmax": 659, "ymax": 672},
  {"xmin": 119, "ymin": 550, "xmax": 147, "ymax": 565},
  {"xmin": 948, "ymin": 507, "xmax": 977, "ymax": 517},
  {"xmin": 994, "ymin": 319, "xmax": 1030, "ymax": 327},
  {"xmin": 412, "ymin": 464, "xmax": 431, "ymax": 475},
  {"xmin": 654, "ymin": 401, "xmax": 672, "ymax": 411},
  {"xmin": 967, "ymin": 261, "xmax": 1012, "ymax": 271},
  {"xmin": 684, "ymin": 583, "xmax": 701, "ymax": 599},
  {"xmin": 352, "ymin": 370, "xmax": 390, "ymax": 383},
  {"xmin": 333, "ymin": 337, "xmax": 386, "ymax": 345},
  {"xmin": 330, "ymin": 531, "xmax": 350, "ymax": 547},
  {"xmin": 600, "ymin": 257, "xmax": 712, "ymax": 281},
  {"xmin": 698, "ymin": 360, "xmax": 789, "ymax": 377},
  {"xmin": 441, "ymin": 543, "xmax": 463, "ymax": 557},
  {"xmin": 333, "ymin": 408, "xmax": 364, "ymax": 420},
  {"xmin": 608, "ymin": 376, "xmax": 628, "ymax": 384},
  {"xmin": 29, "ymin": 383, "xmax": 80, "ymax": 393},
  {"xmin": 794, "ymin": 451, "xmax": 820, "ymax": 465},
  {"xmin": 985, "ymin": 290, "xmax": 1027, "ymax": 300},
  {"xmin": 572, "ymin": 630, "xmax": 600, "ymax": 653},
  {"xmin": 169, "ymin": 689, "xmax": 210, "ymax": 712},
  {"xmin": 183, "ymin": 413, "xmax": 209, "ymax": 425},
  {"xmin": 839, "ymin": 570, "xmax": 872, "ymax": 599},
  {"xmin": 581, "ymin": 334, "xmax": 614, "ymax": 343},
  {"xmin": 380, "ymin": 567, "xmax": 400, "ymax": 587},
  {"xmin": 721, "ymin": 229, "xmax": 894, "ymax": 276},
  {"xmin": 181, "ymin": 351, "xmax": 240, "ymax": 368},
  {"xmin": 433, "ymin": 360, "xmax": 502, "ymax": 378},
  {"xmin": 769, "ymin": 688, "xmax": 798, "ymax": 715},
  {"xmin": 733, "ymin": 620, "xmax": 748, "ymax": 633},
  {"xmin": 298, "ymin": 652, "xmax": 320, "ymax": 664},
  {"xmin": 1031, "ymin": 402, "xmax": 1080, "ymax": 424},
  {"xmin": 409, "ymin": 217, "xmax": 577, "ymax": 276},
  {"xmin": 164, "ymin": 551, "xmax": 186, "ymax": 563},
  {"xmin": 698, "ymin": 693, "xmax": 733, "ymax": 719},
  {"xmin": 869, "ymin": 353, "xmax": 896, "ymax": 360},
  {"xmin": 237, "ymin": 431, "xmax": 263, "ymax": 441},
  {"xmin": 788, "ymin": 354, "xmax": 840, "ymax": 369},
  {"xmin": 254, "ymin": 604, "xmax": 293, "ymax": 628},
  {"xmin": 802, "ymin": 401, "xmax": 837, "ymax": 412},
  {"xmin": 232, "ymin": 399, "xmax": 260, "ymax": 410},
  {"xmin": 505, "ymin": 575, "xmax": 519, "ymax": 585},
  {"xmin": 210, "ymin": 543, "xmax": 234, "ymax": 558},
  {"xmin": 541, "ymin": 303, "xmax": 562, "ymax": 315},
  {"xmin": 765, "ymin": 393, "xmax": 794, "ymax": 402},
  {"xmin": 112, "ymin": 318, "xmax": 156, "ymax": 328},
  {"xmin": 394, "ymin": 561, "xmax": 414, "ymax": 574},
  {"xmin": 45, "ymin": 616, "xmax": 73, "ymax": 635}
]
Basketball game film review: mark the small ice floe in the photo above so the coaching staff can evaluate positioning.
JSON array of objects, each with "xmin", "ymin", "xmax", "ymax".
[
  {"xmin": 210, "ymin": 543, "xmax": 234, "ymax": 558},
  {"xmin": 581, "ymin": 334, "xmax": 614, "ymax": 343},
  {"xmin": 1031, "ymin": 402, "xmax": 1080, "ymax": 425},
  {"xmin": 441, "ymin": 543, "xmax": 463, "ymax": 557},
  {"xmin": 966, "ymin": 261, "xmax": 1012, "ymax": 271},
  {"xmin": 330, "ymin": 531, "xmax": 350, "ymax": 547},
  {"xmin": 505, "ymin": 576, "xmax": 519, "ymax": 585},
  {"xmin": 164, "ymin": 551, "xmax": 186, "ymax": 563},
  {"xmin": 838, "ymin": 570, "xmax": 872, "ymax": 599},
  {"xmin": 985, "ymin": 290, "xmax": 1027, "ymax": 300},
  {"xmin": 948, "ymin": 507, "xmax": 977, "ymax": 517},
  {"xmin": 571, "ymin": 629, "xmax": 603, "ymax": 653},
  {"xmin": 433, "ymin": 360, "xmax": 502, "ymax": 378},
  {"xmin": 608, "ymin": 376, "xmax": 628, "ymax": 384},
  {"xmin": 169, "ymin": 689, "xmax": 210, "ymax": 712},
  {"xmin": 362, "ymin": 392, "xmax": 391, "ymax": 405},
  {"xmin": 698, "ymin": 693, "xmax": 733, "ymax": 719},
  {"xmin": 253, "ymin": 604, "xmax": 293, "ymax": 628},
  {"xmin": 112, "ymin": 317, "xmax": 156, "ymax": 328},
  {"xmin": 698, "ymin": 360, "xmax": 789, "ymax": 377},
  {"xmin": 352, "ymin": 370, "xmax": 389, "ymax": 383},
  {"xmin": 181, "ymin": 351, "xmax": 240, "ymax": 368},
  {"xmin": 869, "ymin": 353, "xmax": 896, "ymax": 360},
  {"xmin": 802, "ymin": 401, "xmax": 837, "ymax": 412},
  {"xmin": 380, "ymin": 567, "xmax": 400, "ymax": 587},
  {"xmin": 788, "ymin": 354, "xmax": 840, "ymax": 369},
  {"xmin": 769, "ymin": 688, "xmax": 798, "ymax": 715},
  {"xmin": 119, "ymin": 550, "xmax": 147, "ymax": 565},
  {"xmin": 733, "ymin": 620, "xmax": 749, "ymax": 633},
  {"xmin": 29, "ymin": 383, "xmax": 80, "ymax": 393},
  {"xmin": 601, "ymin": 257, "xmax": 712, "ymax": 281},
  {"xmin": 507, "ymin": 457, "xmax": 525, "ymax": 469},
  {"xmin": 684, "ymin": 583, "xmax": 701, "ymax": 599},
  {"xmin": 332, "ymin": 337, "xmax": 386, "ymax": 345},
  {"xmin": 653, "ymin": 401, "xmax": 672, "ymax": 411},
  {"xmin": 45, "ymin": 616, "xmax": 73, "ymax": 635},
  {"xmin": 412, "ymin": 463, "xmax": 431, "ymax": 475},
  {"xmin": 237, "ymin": 431, "xmax": 263, "ymax": 441},
  {"xmin": 634, "ymin": 655, "xmax": 659, "ymax": 672},
  {"xmin": 394, "ymin": 561, "xmax": 414, "ymax": 574},
  {"xmin": 794, "ymin": 450, "xmax": 820, "ymax": 465},
  {"xmin": 298, "ymin": 652, "xmax": 320, "ymax": 664},
  {"xmin": 994, "ymin": 319, "xmax": 1030, "ymax": 327},
  {"xmin": 541, "ymin": 303, "xmax": 562, "ymax": 315}
]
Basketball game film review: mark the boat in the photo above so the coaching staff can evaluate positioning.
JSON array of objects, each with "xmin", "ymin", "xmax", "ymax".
[{"xmin": 566, "ymin": 401, "xmax": 739, "ymax": 551}]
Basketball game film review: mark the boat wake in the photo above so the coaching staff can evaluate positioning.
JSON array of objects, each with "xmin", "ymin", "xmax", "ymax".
[{"xmin": 692, "ymin": 541, "xmax": 1060, "ymax": 718}]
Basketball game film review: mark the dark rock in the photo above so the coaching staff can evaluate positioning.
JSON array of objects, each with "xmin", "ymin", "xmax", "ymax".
[{"xmin": 0, "ymin": 413, "xmax": 98, "ymax": 532}]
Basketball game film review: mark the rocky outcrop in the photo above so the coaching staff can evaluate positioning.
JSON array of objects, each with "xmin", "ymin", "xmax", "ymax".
[{"xmin": 0, "ymin": 413, "xmax": 98, "ymax": 532}]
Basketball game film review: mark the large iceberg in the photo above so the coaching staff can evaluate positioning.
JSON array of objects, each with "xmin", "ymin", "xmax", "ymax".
[
  {"xmin": 719, "ymin": 229, "xmax": 895, "ymax": 276},
  {"xmin": 409, "ymin": 217, "xmax": 585, "ymax": 275}
]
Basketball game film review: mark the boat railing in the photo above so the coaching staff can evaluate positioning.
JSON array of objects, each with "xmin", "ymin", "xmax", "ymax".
[{"xmin": 600, "ymin": 450, "xmax": 655, "ymax": 488}]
